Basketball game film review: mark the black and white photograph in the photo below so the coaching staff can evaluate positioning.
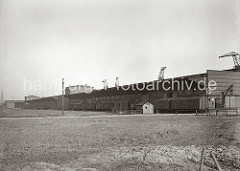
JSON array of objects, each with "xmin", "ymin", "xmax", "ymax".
[{"xmin": 0, "ymin": 0, "xmax": 240, "ymax": 170}]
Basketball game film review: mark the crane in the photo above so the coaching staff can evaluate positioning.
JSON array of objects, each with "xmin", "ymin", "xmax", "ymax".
[
  {"xmin": 219, "ymin": 51, "xmax": 240, "ymax": 69},
  {"xmin": 158, "ymin": 67, "xmax": 167, "ymax": 81},
  {"xmin": 221, "ymin": 85, "xmax": 233, "ymax": 108}
]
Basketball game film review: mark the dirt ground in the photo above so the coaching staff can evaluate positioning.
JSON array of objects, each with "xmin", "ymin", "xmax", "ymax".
[
  {"xmin": 0, "ymin": 110, "xmax": 240, "ymax": 171},
  {"xmin": 0, "ymin": 109, "xmax": 109, "ymax": 118}
]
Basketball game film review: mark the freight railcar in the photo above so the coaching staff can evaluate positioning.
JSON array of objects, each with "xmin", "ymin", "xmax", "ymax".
[
  {"xmin": 68, "ymin": 95, "xmax": 217, "ymax": 112},
  {"xmin": 152, "ymin": 96, "xmax": 216, "ymax": 112},
  {"xmin": 171, "ymin": 97, "xmax": 201, "ymax": 110},
  {"xmin": 152, "ymin": 99, "xmax": 170, "ymax": 112}
]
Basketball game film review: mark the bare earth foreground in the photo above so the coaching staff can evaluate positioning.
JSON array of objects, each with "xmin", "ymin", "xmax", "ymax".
[{"xmin": 1, "ymin": 110, "xmax": 240, "ymax": 171}]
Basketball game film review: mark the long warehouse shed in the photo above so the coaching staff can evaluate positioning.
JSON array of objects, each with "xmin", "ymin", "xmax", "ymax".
[{"xmin": 25, "ymin": 68, "xmax": 240, "ymax": 113}]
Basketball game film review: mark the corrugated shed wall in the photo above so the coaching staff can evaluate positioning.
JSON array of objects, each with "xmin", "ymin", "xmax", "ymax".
[{"xmin": 207, "ymin": 70, "xmax": 240, "ymax": 96}]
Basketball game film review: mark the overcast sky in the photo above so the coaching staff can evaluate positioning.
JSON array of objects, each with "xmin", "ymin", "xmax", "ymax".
[{"xmin": 0, "ymin": 0, "xmax": 240, "ymax": 100}]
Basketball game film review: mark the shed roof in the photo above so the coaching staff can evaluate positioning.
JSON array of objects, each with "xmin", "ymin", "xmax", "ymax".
[
  {"xmin": 5, "ymin": 100, "xmax": 24, "ymax": 103},
  {"xmin": 136, "ymin": 102, "xmax": 152, "ymax": 106}
]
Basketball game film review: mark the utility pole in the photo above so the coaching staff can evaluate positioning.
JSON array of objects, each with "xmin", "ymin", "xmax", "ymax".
[
  {"xmin": 62, "ymin": 78, "xmax": 64, "ymax": 115},
  {"xmin": 0, "ymin": 88, "xmax": 4, "ymax": 115},
  {"xmin": 1, "ymin": 88, "xmax": 4, "ymax": 104}
]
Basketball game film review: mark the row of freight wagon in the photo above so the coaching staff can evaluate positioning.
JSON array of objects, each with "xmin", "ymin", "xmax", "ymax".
[{"xmin": 69, "ymin": 96, "xmax": 216, "ymax": 112}]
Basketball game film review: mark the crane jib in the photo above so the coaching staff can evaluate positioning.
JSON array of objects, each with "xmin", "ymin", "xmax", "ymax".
[{"xmin": 219, "ymin": 51, "xmax": 240, "ymax": 68}]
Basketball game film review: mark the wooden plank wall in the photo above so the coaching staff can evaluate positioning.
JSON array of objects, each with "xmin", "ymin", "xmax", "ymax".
[{"xmin": 207, "ymin": 70, "xmax": 240, "ymax": 96}]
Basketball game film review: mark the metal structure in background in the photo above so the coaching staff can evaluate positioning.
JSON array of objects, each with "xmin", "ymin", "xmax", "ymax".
[
  {"xmin": 158, "ymin": 67, "xmax": 167, "ymax": 81},
  {"xmin": 115, "ymin": 77, "xmax": 119, "ymax": 88},
  {"xmin": 219, "ymin": 51, "xmax": 240, "ymax": 69},
  {"xmin": 102, "ymin": 79, "xmax": 108, "ymax": 90},
  {"xmin": 221, "ymin": 84, "xmax": 233, "ymax": 108},
  {"xmin": 62, "ymin": 78, "xmax": 64, "ymax": 115}
]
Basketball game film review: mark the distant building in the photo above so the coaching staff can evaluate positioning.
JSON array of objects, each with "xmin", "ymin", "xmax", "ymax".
[
  {"xmin": 4, "ymin": 100, "xmax": 25, "ymax": 109},
  {"xmin": 25, "ymin": 95, "xmax": 70, "ymax": 110},
  {"xmin": 25, "ymin": 95, "xmax": 40, "ymax": 101},
  {"xmin": 65, "ymin": 85, "xmax": 93, "ymax": 95},
  {"xmin": 25, "ymin": 68, "xmax": 240, "ymax": 113}
]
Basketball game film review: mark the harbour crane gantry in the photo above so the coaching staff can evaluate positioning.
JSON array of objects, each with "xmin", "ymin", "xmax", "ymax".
[
  {"xmin": 219, "ymin": 51, "xmax": 240, "ymax": 107},
  {"xmin": 219, "ymin": 51, "xmax": 240, "ymax": 69},
  {"xmin": 158, "ymin": 67, "xmax": 167, "ymax": 81}
]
